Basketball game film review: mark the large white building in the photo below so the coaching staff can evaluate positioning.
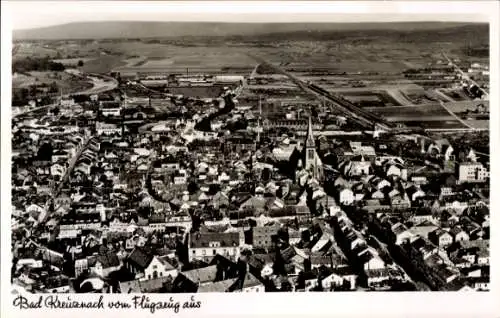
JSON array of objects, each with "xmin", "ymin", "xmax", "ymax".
[
  {"xmin": 188, "ymin": 232, "xmax": 241, "ymax": 263},
  {"xmin": 96, "ymin": 122, "xmax": 122, "ymax": 136},
  {"xmin": 458, "ymin": 162, "xmax": 489, "ymax": 183},
  {"xmin": 100, "ymin": 101, "xmax": 121, "ymax": 117}
]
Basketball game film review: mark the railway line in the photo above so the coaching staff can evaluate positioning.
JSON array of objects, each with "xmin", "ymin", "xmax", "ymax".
[{"xmin": 247, "ymin": 54, "xmax": 395, "ymax": 131}]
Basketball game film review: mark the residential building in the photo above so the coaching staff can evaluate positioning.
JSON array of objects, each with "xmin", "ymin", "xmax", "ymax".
[
  {"xmin": 189, "ymin": 232, "xmax": 241, "ymax": 262},
  {"xmin": 458, "ymin": 162, "xmax": 489, "ymax": 183}
]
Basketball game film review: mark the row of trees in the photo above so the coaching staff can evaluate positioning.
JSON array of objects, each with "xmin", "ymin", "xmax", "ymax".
[
  {"xmin": 12, "ymin": 82, "xmax": 59, "ymax": 106},
  {"xmin": 13, "ymin": 56, "xmax": 66, "ymax": 73}
]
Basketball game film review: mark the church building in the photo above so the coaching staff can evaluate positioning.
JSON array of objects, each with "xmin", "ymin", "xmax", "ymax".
[{"xmin": 294, "ymin": 116, "xmax": 324, "ymax": 183}]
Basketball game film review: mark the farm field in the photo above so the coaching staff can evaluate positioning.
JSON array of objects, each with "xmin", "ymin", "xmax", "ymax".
[
  {"xmin": 13, "ymin": 43, "xmax": 60, "ymax": 58},
  {"xmin": 80, "ymin": 55, "xmax": 127, "ymax": 74},
  {"xmin": 387, "ymin": 115, "xmax": 456, "ymax": 122},
  {"xmin": 114, "ymin": 50, "xmax": 256, "ymax": 75},
  {"xmin": 285, "ymin": 60, "xmax": 408, "ymax": 74},
  {"xmin": 464, "ymin": 120, "xmax": 489, "ymax": 129},
  {"xmin": 12, "ymin": 71, "xmax": 93, "ymax": 92},
  {"xmin": 363, "ymin": 100, "xmax": 489, "ymax": 130},
  {"xmin": 440, "ymin": 88, "xmax": 471, "ymax": 101},
  {"xmin": 365, "ymin": 104, "xmax": 451, "ymax": 118},
  {"xmin": 166, "ymin": 85, "xmax": 226, "ymax": 98},
  {"xmin": 52, "ymin": 58, "xmax": 94, "ymax": 66},
  {"xmin": 404, "ymin": 120, "xmax": 468, "ymax": 129},
  {"xmin": 338, "ymin": 91, "xmax": 402, "ymax": 107},
  {"xmin": 442, "ymin": 100, "xmax": 489, "ymax": 113}
]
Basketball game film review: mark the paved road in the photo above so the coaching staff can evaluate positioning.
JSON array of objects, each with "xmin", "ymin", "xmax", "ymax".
[
  {"xmin": 442, "ymin": 52, "xmax": 489, "ymax": 99},
  {"xmin": 46, "ymin": 135, "xmax": 94, "ymax": 208},
  {"xmin": 433, "ymin": 89, "xmax": 456, "ymax": 102},
  {"xmin": 438, "ymin": 101, "xmax": 475, "ymax": 130},
  {"xmin": 53, "ymin": 136, "xmax": 93, "ymax": 198},
  {"xmin": 13, "ymin": 74, "xmax": 118, "ymax": 119},
  {"xmin": 249, "ymin": 64, "xmax": 260, "ymax": 78},
  {"xmin": 78, "ymin": 75, "xmax": 118, "ymax": 95},
  {"xmin": 12, "ymin": 104, "xmax": 57, "ymax": 118}
]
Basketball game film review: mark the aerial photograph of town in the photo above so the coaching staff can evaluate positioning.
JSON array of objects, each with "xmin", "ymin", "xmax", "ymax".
[{"xmin": 9, "ymin": 10, "xmax": 491, "ymax": 294}]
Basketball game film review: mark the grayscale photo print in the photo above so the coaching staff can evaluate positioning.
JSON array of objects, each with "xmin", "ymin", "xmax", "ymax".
[{"xmin": 1, "ymin": 1, "xmax": 498, "ymax": 318}]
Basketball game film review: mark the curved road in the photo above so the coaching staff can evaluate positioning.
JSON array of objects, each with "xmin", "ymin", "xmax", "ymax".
[{"xmin": 13, "ymin": 73, "xmax": 119, "ymax": 118}]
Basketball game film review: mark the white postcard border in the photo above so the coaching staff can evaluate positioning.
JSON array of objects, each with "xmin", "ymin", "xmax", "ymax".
[{"xmin": 1, "ymin": 1, "xmax": 499, "ymax": 318}]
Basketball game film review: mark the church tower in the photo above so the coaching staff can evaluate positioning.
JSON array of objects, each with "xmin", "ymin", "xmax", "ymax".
[
  {"xmin": 304, "ymin": 116, "xmax": 323, "ymax": 181},
  {"xmin": 305, "ymin": 116, "xmax": 316, "ymax": 167}
]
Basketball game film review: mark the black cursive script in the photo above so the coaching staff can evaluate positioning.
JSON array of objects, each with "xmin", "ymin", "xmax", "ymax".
[
  {"xmin": 13, "ymin": 295, "xmax": 104, "ymax": 310},
  {"xmin": 13, "ymin": 295, "xmax": 201, "ymax": 313},
  {"xmin": 12, "ymin": 295, "xmax": 43, "ymax": 309}
]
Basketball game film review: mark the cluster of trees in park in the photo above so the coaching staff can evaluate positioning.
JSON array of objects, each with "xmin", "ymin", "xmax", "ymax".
[
  {"xmin": 12, "ymin": 82, "xmax": 59, "ymax": 106},
  {"xmin": 13, "ymin": 56, "xmax": 66, "ymax": 73}
]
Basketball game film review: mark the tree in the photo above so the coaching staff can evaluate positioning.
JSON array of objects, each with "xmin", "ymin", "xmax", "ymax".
[
  {"xmin": 261, "ymin": 168, "xmax": 272, "ymax": 182},
  {"xmin": 276, "ymin": 227, "xmax": 290, "ymax": 246},
  {"xmin": 190, "ymin": 213, "xmax": 202, "ymax": 233},
  {"xmin": 77, "ymin": 60, "xmax": 84, "ymax": 67},
  {"xmin": 29, "ymin": 85, "xmax": 38, "ymax": 97},
  {"xmin": 296, "ymin": 271, "xmax": 306, "ymax": 290},
  {"xmin": 37, "ymin": 143, "xmax": 53, "ymax": 161},
  {"xmin": 187, "ymin": 181, "xmax": 199, "ymax": 194},
  {"xmin": 12, "ymin": 88, "xmax": 30, "ymax": 106},
  {"xmin": 52, "ymin": 107, "xmax": 60, "ymax": 116},
  {"xmin": 281, "ymin": 280, "xmax": 293, "ymax": 292},
  {"xmin": 272, "ymin": 248, "xmax": 286, "ymax": 276},
  {"xmin": 49, "ymin": 81, "xmax": 58, "ymax": 93}
]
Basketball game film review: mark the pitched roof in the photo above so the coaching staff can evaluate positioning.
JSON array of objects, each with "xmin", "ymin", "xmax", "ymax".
[
  {"xmin": 127, "ymin": 247, "xmax": 154, "ymax": 270},
  {"xmin": 190, "ymin": 232, "xmax": 240, "ymax": 248},
  {"xmin": 197, "ymin": 278, "xmax": 237, "ymax": 293},
  {"xmin": 248, "ymin": 253, "xmax": 274, "ymax": 269},
  {"xmin": 459, "ymin": 239, "xmax": 489, "ymax": 250},
  {"xmin": 158, "ymin": 256, "xmax": 176, "ymax": 271},
  {"xmin": 310, "ymin": 255, "xmax": 332, "ymax": 266},
  {"xmin": 331, "ymin": 266, "xmax": 357, "ymax": 277},
  {"xmin": 239, "ymin": 272, "xmax": 262, "ymax": 289},
  {"xmin": 96, "ymin": 253, "xmax": 120, "ymax": 269},
  {"xmin": 281, "ymin": 246, "xmax": 297, "ymax": 262},
  {"xmin": 182, "ymin": 265, "xmax": 218, "ymax": 284},
  {"xmin": 365, "ymin": 267, "xmax": 401, "ymax": 278},
  {"xmin": 119, "ymin": 276, "xmax": 172, "ymax": 293},
  {"xmin": 392, "ymin": 223, "xmax": 408, "ymax": 235},
  {"xmin": 450, "ymin": 226, "xmax": 467, "ymax": 237}
]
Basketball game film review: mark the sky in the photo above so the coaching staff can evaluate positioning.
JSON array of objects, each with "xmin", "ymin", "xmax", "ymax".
[{"xmin": 5, "ymin": 1, "xmax": 493, "ymax": 30}]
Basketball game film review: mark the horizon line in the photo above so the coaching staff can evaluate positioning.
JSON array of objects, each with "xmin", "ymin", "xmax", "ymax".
[{"xmin": 13, "ymin": 19, "xmax": 487, "ymax": 31}]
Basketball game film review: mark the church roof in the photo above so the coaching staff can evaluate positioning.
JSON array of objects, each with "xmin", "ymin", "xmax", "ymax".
[{"xmin": 305, "ymin": 116, "xmax": 315, "ymax": 148}]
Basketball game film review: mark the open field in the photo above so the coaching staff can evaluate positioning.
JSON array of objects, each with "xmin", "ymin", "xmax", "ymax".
[
  {"xmin": 52, "ymin": 58, "xmax": 94, "ymax": 66},
  {"xmin": 443, "ymin": 100, "xmax": 489, "ymax": 113},
  {"xmin": 80, "ymin": 55, "xmax": 127, "ymax": 74},
  {"xmin": 166, "ymin": 85, "xmax": 226, "ymax": 98},
  {"xmin": 14, "ymin": 23, "xmax": 488, "ymax": 82},
  {"xmin": 338, "ymin": 90, "xmax": 402, "ymax": 107},
  {"xmin": 13, "ymin": 43, "xmax": 60, "ymax": 58},
  {"xmin": 12, "ymin": 71, "xmax": 93, "ymax": 92},
  {"xmin": 121, "ymin": 56, "xmax": 148, "ymax": 67},
  {"xmin": 362, "ymin": 100, "xmax": 489, "ymax": 131},
  {"xmin": 440, "ymin": 89, "xmax": 471, "ymax": 101},
  {"xmin": 365, "ymin": 104, "xmax": 451, "ymax": 118},
  {"xmin": 12, "ymin": 23, "xmax": 489, "ymax": 133},
  {"xmin": 464, "ymin": 120, "xmax": 489, "ymax": 129},
  {"xmin": 113, "ymin": 49, "xmax": 256, "ymax": 75},
  {"xmin": 407, "ymin": 120, "xmax": 469, "ymax": 129}
]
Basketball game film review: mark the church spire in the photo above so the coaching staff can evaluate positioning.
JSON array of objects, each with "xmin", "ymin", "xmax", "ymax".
[{"xmin": 306, "ymin": 116, "xmax": 315, "ymax": 148}]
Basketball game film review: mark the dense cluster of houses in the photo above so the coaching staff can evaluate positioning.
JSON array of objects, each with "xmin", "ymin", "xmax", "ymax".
[{"xmin": 11, "ymin": 80, "xmax": 489, "ymax": 294}]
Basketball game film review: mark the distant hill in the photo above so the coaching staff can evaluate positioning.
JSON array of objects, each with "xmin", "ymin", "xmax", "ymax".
[{"xmin": 13, "ymin": 21, "xmax": 486, "ymax": 40}]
